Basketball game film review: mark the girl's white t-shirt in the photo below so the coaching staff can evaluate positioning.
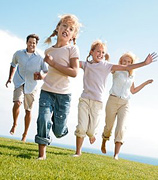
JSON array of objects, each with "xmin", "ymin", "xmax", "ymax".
[
  {"xmin": 42, "ymin": 44, "xmax": 80, "ymax": 94},
  {"xmin": 81, "ymin": 60, "xmax": 113, "ymax": 102}
]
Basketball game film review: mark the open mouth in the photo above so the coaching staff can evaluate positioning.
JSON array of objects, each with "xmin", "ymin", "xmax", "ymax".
[
  {"xmin": 97, "ymin": 56, "xmax": 102, "ymax": 59},
  {"xmin": 62, "ymin": 32, "xmax": 67, "ymax": 37}
]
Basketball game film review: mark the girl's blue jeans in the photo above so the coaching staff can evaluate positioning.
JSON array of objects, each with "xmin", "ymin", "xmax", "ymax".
[{"xmin": 35, "ymin": 90, "xmax": 71, "ymax": 145}]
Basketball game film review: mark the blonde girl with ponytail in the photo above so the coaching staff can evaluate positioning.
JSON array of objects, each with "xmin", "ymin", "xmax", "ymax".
[
  {"xmin": 35, "ymin": 14, "xmax": 82, "ymax": 160},
  {"xmin": 74, "ymin": 40, "xmax": 113, "ymax": 157}
]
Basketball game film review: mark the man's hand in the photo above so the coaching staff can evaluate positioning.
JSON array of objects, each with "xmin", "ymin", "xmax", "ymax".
[
  {"xmin": 34, "ymin": 72, "xmax": 42, "ymax": 80},
  {"xmin": 6, "ymin": 79, "xmax": 11, "ymax": 88}
]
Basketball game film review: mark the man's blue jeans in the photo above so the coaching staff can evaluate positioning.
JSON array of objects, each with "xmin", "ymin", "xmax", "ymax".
[{"xmin": 35, "ymin": 90, "xmax": 71, "ymax": 145}]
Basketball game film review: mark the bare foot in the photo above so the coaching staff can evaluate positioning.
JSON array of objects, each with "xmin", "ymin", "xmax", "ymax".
[
  {"xmin": 21, "ymin": 134, "xmax": 27, "ymax": 142},
  {"xmin": 10, "ymin": 125, "xmax": 17, "ymax": 135},
  {"xmin": 37, "ymin": 156, "xmax": 46, "ymax": 160},
  {"xmin": 101, "ymin": 139, "xmax": 106, "ymax": 154},
  {"xmin": 114, "ymin": 155, "xmax": 118, "ymax": 160},
  {"xmin": 72, "ymin": 154, "xmax": 81, "ymax": 157},
  {"xmin": 89, "ymin": 136, "xmax": 96, "ymax": 144}
]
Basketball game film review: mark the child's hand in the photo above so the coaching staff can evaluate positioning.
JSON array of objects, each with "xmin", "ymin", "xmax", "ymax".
[
  {"xmin": 146, "ymin": 79, "xmax": 153, "ymax": 84},
  {"xmin": 144, "ymin": 52, "xmax": 158, "ymax": 65},
  {"xmin": 44, "ymin": 54, "xmax": 55, "ymax": 67}
]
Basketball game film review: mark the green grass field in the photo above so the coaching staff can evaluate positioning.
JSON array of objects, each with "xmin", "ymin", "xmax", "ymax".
[{"xmin": 0, "ymin": 137, "xmax": 157, "ymax": 180}]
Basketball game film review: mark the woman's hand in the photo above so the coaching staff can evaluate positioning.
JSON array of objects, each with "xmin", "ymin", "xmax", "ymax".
[
  {"xmin": 145, "ymin": 79, "xmax": 153, "ymax": 85},
  {"xmin": 144, "ymin": 52, "xmax": 158, "ymax": 65}
]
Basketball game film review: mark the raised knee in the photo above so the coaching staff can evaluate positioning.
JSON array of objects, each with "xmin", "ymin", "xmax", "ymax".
[{"xmin": 53, "ymin": 128, "xmax": 68, "ymax": 138}]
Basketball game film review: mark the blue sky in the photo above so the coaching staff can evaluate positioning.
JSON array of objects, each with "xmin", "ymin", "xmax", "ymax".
[
  {"xmin": 0, "ymin": 0, "xmax": 158, "ymax": 158},
  {"xmin": 1, "ymin": 0, "xmax": 158, "ymax": 58}
]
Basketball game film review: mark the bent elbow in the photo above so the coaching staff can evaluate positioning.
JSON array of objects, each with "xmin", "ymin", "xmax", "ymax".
[
  {"xmin": 71, "ymin": 70, "xmax": 78, "ymax": 78},
  {"xmin": 130, "ymin": 90, "xmax": 136, "ymax": 94},
  {"xmin": 71, "ymin": 72, "xmax": 78, "ymax": 78}
]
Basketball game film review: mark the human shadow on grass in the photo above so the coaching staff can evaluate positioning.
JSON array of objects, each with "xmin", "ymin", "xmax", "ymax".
[
  {"xmin": 49, "ymin": 151, "xmax": 71, "ymax": 156},
  {"xmin": 47, "ymin": 146, "xmax": 74, "ymax": 156},
  {"xmin": 0, "ymin": 144, "xmax": 72, "ymax": 159},
  {"xmin": 0, "ymin": 144, "xmax": 38, "ymax": 159},
  {"xmin": 0, "ymin": 144, "xmax": 37, "ymax": 152},
  {"xmin": 16, "ymin": 153, "xmax": 32, "ymax": 159}
]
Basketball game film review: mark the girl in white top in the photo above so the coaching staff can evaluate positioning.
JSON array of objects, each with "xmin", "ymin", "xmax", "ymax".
[
  {"xmin": 74, "ymin": 40, "xmax": 157, "ymax": 156},
  {"xmin": 101, "ymin": 52, "xmax": 155, "ymax": 160},
  {"xmin": 35, "ymin": 14, "xmax": 82, "ymax": 160}
]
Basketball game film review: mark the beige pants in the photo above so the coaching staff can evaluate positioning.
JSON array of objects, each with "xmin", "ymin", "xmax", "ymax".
[
  {"xmin": 75, "ymin": 97, "xmax": 103, "ymax": 138},
  {"xmin": 102, "ymin": 95, "xmax": 129, "ymax": 144},
  {"xmin": 13, "ymin": 85, "xmax": 37, "ymax": 111}
]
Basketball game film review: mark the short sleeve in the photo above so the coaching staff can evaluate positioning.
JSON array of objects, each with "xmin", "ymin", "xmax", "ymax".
[
  {"xmin": 103, "ymin": 61, "xmax": 113, "ymax": 73},
  {"xmin": 69, "ymin": 45, "xmax": 80, "ymax": 59},
  {"xmin": 80, "ymin": 61, "xmax": 86, "ymax": 70},
  {"xmin": 10, "ymin": 51, "xmax": 18, "ymax": 67}
]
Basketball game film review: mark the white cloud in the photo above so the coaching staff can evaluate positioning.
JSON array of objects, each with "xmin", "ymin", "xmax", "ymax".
[{"xmin": 0, "ymin": 30, "xmax": 25, "ymax": 73}]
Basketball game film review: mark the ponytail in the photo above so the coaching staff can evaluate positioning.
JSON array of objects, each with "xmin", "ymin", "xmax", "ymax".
[
  {"xmin": 105, "ymin": 53, "xmax": 110, "ymax": 61},
  {"xmin": 86, "ymin": 53, "xmax": 92, "ymax": 63},
  {"xmin": 44, "ymin": 30, "xmax": 58, "ymax": 44},
  {"xmin": 72, "ymin": 38, "xmax": 76, "ymax": 45}
]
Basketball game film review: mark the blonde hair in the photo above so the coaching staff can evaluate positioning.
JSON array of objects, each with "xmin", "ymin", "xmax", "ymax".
[
  {"xmin": 45, "ymin": 14, "xmax": 82, "ymax": 45},
  {"xmin": 86, "ymin": 40, "xmax": 109, "ymax": 62},
  {"xmin": 119, "ymin": 52, "xmax": 138, "ymax": 76}
]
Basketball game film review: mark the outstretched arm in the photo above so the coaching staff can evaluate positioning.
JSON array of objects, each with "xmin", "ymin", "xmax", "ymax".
[
  {"xmin": 130, "ymin": 79, "xmax": 153, "ymax": 94},
  {"xmin": 44, "ymin": 54, "xmax": 79, "ymax": 77},
  {"xmin": 111, "ymin": 52, "xmax": 157, "ymax": 72},
  {"xmin": 5, "ymin": 66, "xmax": 16, "ymax": 88}
]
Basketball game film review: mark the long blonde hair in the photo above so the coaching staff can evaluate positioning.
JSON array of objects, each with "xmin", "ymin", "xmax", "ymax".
[
  {"xmin": 86, "ymin": 40, "xmax": 109, "ymax": 62},
  {"xmin": 45, "ymin": 14, "xmax": 82, "ymax": 45},
  {"xmin": 119, "ymin": 52, "xmax": 138, "ymax": 76}
]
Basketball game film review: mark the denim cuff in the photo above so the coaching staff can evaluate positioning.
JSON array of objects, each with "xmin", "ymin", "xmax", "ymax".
[{"xmin": 35, "ymin": 135, "xmax": 52, "ymax": 145}]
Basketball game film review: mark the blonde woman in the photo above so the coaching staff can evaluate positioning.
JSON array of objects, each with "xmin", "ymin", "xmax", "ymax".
[{"xmin": 101, "ymin": 52, "xmax": 155, "ymax": 160}]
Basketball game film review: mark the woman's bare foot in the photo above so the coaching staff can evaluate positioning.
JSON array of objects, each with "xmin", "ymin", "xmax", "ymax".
[
  {"xmin": 10, "ymin": 125, "xmax": 17, "ymax": 135},
  {"xmin": 114, "ymin": 155, "xmax": 118, "ymax": 160},
  {"xmin": 89, "ymin": 136, "xmax": 96, "ymax": 144},
  {"xmin": 101, "ymin": 139, "xmax": 106, "ymax": 154},
  {"xmin": 21, "ymin": 133, "xmax": 27, "ymax": 142}
]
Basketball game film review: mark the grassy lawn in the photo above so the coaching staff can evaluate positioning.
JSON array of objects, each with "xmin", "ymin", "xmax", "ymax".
[{"xmin": 0, "ymin": 137, "xmax": 157, "ymax": 180}]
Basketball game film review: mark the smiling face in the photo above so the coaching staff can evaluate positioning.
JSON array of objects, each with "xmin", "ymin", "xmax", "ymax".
[
  {"xmin": 26, "ymin": 37, "xmax": 37, "ymax": 53},
  {"xmin": 91, "ymin": 45, "xmax": 106, "ymax": 63},
  {"xmin": 120, "ymin": 55, "xmax": 133, "ymax": 65}
]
